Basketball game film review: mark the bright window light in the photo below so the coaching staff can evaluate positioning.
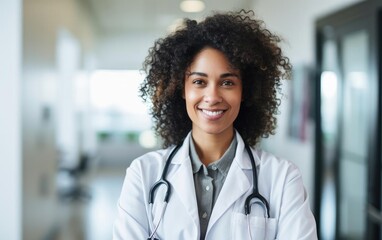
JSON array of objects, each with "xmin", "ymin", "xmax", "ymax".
[
  {"xmin": 90, "ymin": 70, "xmax": 147, "ymax": 114},
  {"xmin": 89, "ymin": 70, "xmax": 152, "ymax": 132},
  {"xmin": 321, "ymin": 71, "xmax": 338, "ymax": 98},
  {"xmin": 349, "ymin": 71, "xmax": 367, "ymax": 90}
]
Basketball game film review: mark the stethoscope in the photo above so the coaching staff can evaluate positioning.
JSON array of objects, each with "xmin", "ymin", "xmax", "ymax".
[{"xmin": 147, "ymin": 144, "xmax": 270, "ymax": 240}]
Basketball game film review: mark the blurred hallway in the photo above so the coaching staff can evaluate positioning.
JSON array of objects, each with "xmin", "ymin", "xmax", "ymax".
[
  {"xmin": 3, "ymin": 0, "xmax": 381, "ymax": 239},
  {"xmin": 54, "ymin": 166, "xmax": 125, "ymax": 240}
]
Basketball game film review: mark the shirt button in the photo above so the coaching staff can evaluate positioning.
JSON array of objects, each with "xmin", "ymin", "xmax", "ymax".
[
  {"xmin": 205, "ymin": 186, "xmax": 210, "ymax": 191},
  {"xmin": 202, "ymin": 212, "xmax": 208, "ymax": 219},
  {"xmin": 211, "ymin": 166, "xmax": 217, "ymax": 170}
]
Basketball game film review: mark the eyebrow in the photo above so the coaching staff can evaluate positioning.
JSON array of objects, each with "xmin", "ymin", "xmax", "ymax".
[
  {"xmin": 221, "ymin": 73, "xmax": 240, "ymax": 78},
  {"xmin": 187, "ymin": 72, "xmax": 240, "ymax": 78},
  {"xmin": 187, "ymin": 72, "xmax": 208, "ymax": 77}
]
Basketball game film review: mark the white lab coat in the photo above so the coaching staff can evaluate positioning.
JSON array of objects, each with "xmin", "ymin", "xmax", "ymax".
[{"xmin": 113, "ymin": 132, "xmax": 317, "ymax": 239}]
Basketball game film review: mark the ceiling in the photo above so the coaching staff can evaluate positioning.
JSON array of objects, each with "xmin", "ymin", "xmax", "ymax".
[{"xmin": 84, "ymin": 0, "xmax": 254, "ymax": 34}]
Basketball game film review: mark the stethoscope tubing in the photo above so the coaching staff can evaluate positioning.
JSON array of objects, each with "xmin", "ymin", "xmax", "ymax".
[
  {"xmin": 148, "ymin": 145, "xmax": 181, "ymax": 204},
  {"xmin": 244, "ymin": 144, "xmax": 270, "ymax": 218},
  {"xmin": 147, "ymin": 142, "xmax": 270, "ymax": 239}
]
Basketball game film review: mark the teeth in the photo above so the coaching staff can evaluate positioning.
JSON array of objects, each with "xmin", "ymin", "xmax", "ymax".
[{"xmin": 202, "ymin": 109, "xmax": 223, "ymax": 116}]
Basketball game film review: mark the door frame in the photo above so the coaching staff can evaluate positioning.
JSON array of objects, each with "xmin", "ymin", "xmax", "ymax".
[{"xmin": 314, "ymin": 1, "xmax": 382, "ymax": 239}]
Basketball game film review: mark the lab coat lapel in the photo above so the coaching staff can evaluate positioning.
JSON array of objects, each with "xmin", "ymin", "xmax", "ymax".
[
  {"xmin": 168, "ymin": 136, "xmax": 200, "ymax": 231},
  {"xmin": 208, "ymin": 160, "xmax": 250, "ymax": 229},
  {"xmin": 207, "ymin": 133, "xmax": 252, "ymax": 231}
]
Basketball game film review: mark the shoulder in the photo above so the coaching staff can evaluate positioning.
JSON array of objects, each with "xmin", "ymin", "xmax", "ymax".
[
  {"xmin": 119, "ymin": 147, "xmax": 175, "ymax": 197},
  {"xmin": 256, "ymin": 149, "xmax": 297, "ymax": 168},
  {"xmin": 255, "ymin": 149, "xmax": 302, "ymax": 183},
  {"xmin": 255, "ymin": 149, "xmax": 311, "ymax": 213},
  {"xmin": 128, "ymin": 148, "xmax": 172, "ymax": 173}
]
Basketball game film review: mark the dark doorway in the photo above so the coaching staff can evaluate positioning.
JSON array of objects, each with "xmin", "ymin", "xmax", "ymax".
[{"xmin": 315, "ymin": 1, "xmax": 382, "ymax": 239}]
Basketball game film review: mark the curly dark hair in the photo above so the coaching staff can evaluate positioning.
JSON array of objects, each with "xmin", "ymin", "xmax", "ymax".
[{"xmin": 140, "ymin": 10, "xmax": 291, "ymax": 147}]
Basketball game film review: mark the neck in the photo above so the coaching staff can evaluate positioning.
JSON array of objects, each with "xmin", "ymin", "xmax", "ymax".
[{"xmin": 191, "ymin": 129, "xmax": 235, "ymax": 165}]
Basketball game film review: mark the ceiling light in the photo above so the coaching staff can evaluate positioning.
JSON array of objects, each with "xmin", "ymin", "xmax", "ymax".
[{"xmin": 180, "ymin": 0, "xmax": 205, "ymax": 13}]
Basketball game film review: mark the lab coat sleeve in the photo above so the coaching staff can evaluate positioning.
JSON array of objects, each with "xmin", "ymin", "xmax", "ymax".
[
  {"xmin": 113, "ymin": 161, "xmax": 150, "ymax": 240},
  {"xmin": 276, "ymin": 166, "xmax": 318, "ymax": 240}
]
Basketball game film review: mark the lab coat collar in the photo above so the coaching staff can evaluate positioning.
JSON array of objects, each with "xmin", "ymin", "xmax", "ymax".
[
  {"xmin": 206, "ymin": 131, "xmax": 260, "ymax": 233},
  {"xmin": 170, "ymin": 132, "xmax": 192, "ymax": 165},
  {"xmin": 234, "ymin": 130, "xmax": 261, "ymax": 170},
  {"xmin": 170, "ymin": 130, "xmax": 260, "ymax": 169},
  {"xmin": 167, "ymin": 133, "xmax": 200, "ymax": 233},
  {"xmin": 167, "ymin": 130, "xmax": 260, "ymax": 237}
]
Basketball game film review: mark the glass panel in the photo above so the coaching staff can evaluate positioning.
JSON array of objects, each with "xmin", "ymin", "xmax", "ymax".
[
  {"xmin": 339, "ymin": 30, "xmax": 369, "ymax": 240},
  {"xmin": 319, "ymin": 40, "xmax": 340, "ymax": 240},
  {"xmin": 321, "ymin": 41, "xmax": 340, "ymax": 152}
]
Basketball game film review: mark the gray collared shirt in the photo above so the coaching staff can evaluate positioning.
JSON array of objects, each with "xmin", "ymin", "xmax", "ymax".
[{"xmin": 189, "ymin": 135, "xmax": 237, "ymax": 240}]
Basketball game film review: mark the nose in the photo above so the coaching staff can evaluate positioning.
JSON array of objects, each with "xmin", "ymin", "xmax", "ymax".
[{"xmin": 203, "ymin": 85, "xmax": 222, "ymax": 104}]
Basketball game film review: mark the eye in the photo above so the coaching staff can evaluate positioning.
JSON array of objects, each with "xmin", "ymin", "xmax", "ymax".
[
  {"xmin": 192, "ymin": 79, "xmax": 205, "ymax": 86},
  {"xmin": 221, "ymin": 80, "xmax": 234, "ymax": 86}
]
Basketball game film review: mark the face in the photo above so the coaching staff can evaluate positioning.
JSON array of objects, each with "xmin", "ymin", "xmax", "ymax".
[{"xmin": 184, "ymin": 47, "xmax": 242, "ymax": 138}]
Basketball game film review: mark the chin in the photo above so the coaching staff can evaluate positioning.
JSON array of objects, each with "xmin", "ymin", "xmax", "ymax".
[{"xmin": 197, "ymin": 125, "xmax": 233, "ymax": 136}]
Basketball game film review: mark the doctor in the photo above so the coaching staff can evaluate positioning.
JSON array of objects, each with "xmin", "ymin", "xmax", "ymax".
[{"xmin": 113, "ymin": 10, "xmax": 317, "ymax": 240}]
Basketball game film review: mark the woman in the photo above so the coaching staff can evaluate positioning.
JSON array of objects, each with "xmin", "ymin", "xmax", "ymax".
[{"xmin": 113, "ymin": 10, "xmax": 317, "ymax": 240}]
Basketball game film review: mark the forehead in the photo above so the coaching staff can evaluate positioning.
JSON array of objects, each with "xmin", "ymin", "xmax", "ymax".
[{"xmin": 187, "ymin": 47, "xmax": 238, "ymax": 73}]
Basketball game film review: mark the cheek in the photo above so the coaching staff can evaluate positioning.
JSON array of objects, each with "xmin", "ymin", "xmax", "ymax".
[
  {"xmin": 231, "ymin": 90, "xmax": 242, "ymax": 105},
  {"xmin": 230, "ymin": 92, "xmax": 243, "ymax": 114},
  {"xmin": 184, "ymin": 89, "xmax": 194, "ymax": 114},
  {"xmin": 184, "ymin": 87, "xmax": 199, "ymax": 106},
  {"xmin": 184, "ymin": 91, "xmax": 200, "ymax": 120},
  {"xmin": 232, "ymin": 99, "xmax": 242, "ymax": 113}
]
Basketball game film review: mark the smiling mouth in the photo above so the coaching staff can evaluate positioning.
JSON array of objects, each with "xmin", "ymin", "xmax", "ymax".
[{"xmin": 201, "ymin": 109, "xmax": 225, "ymax": 117}]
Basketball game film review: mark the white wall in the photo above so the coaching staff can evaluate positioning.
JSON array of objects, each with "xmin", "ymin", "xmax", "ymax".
[
  {"xmin": 0, "ymin": 1, "xmax": 22, "ymax": 239},
  {"xmin": 21, "ymin": 0, "xmax": 97, "ymax": 239},
  {"xmin": 252, "ymin": 0, "xmax": 363, "ymax": 207},
  {"xmin": 96, "ymin": 30, "xmax": 164, "ymax": 70}
]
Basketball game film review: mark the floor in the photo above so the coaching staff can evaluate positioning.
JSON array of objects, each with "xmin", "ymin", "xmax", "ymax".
[{"xmin": 54, "ymin": 166, "xmax": 126, "ymax": 240}]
